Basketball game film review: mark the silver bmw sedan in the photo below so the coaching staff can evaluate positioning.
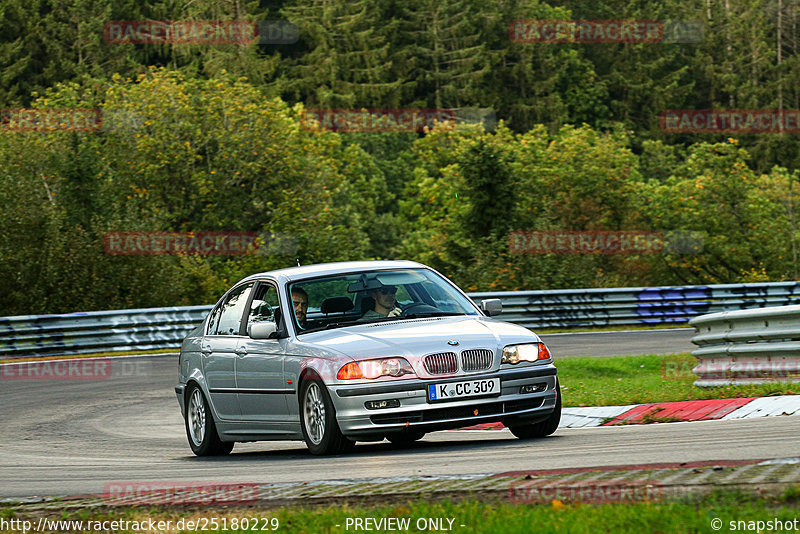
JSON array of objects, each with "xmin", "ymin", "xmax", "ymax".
[{"xmin": 175, "ymin": 260, "xmax": 560, "ymax": 455}]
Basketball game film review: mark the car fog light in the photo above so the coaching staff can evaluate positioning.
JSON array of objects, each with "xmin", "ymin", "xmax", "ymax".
[
  {"xmin": 365, "ymin": 399, "xmax": 401, "ymax": 410},
  {"xmin": 520, "ymin": 383, "xmax": 546, "ymax": 394}
]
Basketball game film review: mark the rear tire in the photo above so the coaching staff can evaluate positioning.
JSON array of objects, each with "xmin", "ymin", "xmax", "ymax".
[
  {"xmin": 509, "ymin": 381, "xmax": 561, "ymax": 440},
  {"xmin": 185, "ymin": 384, "xmax": 234, "ymax": 456},
  {"xmin": 300, "ymin": 378, "xmax": 355, "ymax": 455}
]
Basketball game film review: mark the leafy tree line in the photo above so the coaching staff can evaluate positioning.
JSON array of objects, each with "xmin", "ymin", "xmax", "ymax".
[
  {"xmin": 2, "ymin": 1, "xmax": 800, "ymax": 313},
  {"xmin": 4, "ymin": 0, "xmax": 800, "ymax": 164},
  {"xmin": 1, "ymin": 69, "xmax": 797, "ymax": 314}
]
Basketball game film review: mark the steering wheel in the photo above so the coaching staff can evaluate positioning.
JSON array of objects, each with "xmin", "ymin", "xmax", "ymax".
[{"xmin": 400, "ymin": 303, "xmax": 439, "ymax": 317}]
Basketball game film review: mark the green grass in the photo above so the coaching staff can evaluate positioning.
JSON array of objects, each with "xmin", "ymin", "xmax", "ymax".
[
  {"xmin": 3, "ymin": 488, "xmax": 799, "ymax": 533},
  {"xmin": 557, "ymin": 353, "xmax": 799, "ymax": 407}
]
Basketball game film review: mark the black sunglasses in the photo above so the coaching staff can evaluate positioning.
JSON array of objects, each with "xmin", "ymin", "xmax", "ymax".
[{"xmin": 378, "ymin": 286, "xmax": 397, "ymax": 295}]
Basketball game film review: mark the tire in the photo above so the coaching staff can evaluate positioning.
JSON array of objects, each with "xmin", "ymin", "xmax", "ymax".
[
  {"xmin": 185, "ymin": 384, "xmax": 234, "ymax": 456},
  {"xmin": 300, "ymin": 378, "xmax": 355, "ymax": 455},
  {"xmin": 508, "ymin": 381, "xmax": 562, "ymax": 440},
  {"xmin": 387, "ymin": 431, "xmax": 425, "ymax": 447}
]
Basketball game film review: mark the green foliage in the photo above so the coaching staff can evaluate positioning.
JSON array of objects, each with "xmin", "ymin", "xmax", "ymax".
[
  {"xmin": 4, "ymin": 0, "xmax": 800, "ymax": 313},
  {"xmin": 0, "ymin": 70, "xmax": 380, "ymax": 313},
  {"xmin": 278, "ymin": 0, "xmax": 403, "ymax": 107},
  {"xmin": 398, "ymin": 121, "xmax": 655, "ymax": 290},
  {"xmin": 636, "ymin": 140, "xmax": 798, "ymax": 284}
]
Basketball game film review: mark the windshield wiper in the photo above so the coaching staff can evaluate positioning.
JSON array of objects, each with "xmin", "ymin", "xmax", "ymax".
[
  {"xmin": 400, "ymin": 312, "xmax": 463, "ymax": 319},
  {"xmin": 323, "ymin": 319, "xmax": 374, "ymax": 330}
]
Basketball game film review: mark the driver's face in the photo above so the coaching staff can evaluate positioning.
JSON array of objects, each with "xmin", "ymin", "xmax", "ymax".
[
  {"xmin": 373, "ymin": 286, "xmax": 397, "ymax": 309},
  {"xmin": 292, "ymin": 292, "xmax": 308, "ymax": 323}
]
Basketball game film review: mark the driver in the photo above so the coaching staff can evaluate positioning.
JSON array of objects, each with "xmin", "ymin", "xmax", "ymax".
[{"xmin": 361, "ymin": 284, "xmax": 402, "ymax": 320}]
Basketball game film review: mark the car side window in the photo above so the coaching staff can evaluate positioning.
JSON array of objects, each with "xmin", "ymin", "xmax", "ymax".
[
  {"xmin": 212, "ymin": 283, "xmax": 253, "ymax": 336},
  {"xmin": 247, "ymin": 283, "xmax": 280, "ymax": 328},
  {"xmin": 206, "ymin": 305, "xmax": 223, "ymax": 335}
]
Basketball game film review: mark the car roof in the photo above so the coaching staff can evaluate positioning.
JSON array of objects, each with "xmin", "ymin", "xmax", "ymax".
[{"xmin": 240, "ymin": 260, "xmax": 427, "ymax": 284}]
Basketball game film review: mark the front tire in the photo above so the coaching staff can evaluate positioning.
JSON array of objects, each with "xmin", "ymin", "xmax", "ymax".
[
  {"xmin": 185, "ymin": 384, "xmax": 234, "ymax": 456},
  {"xmin": 508, "ymin": 381, "xmax": 562, "ymax": 439},
  {"xmin": 300, "ymin": 378, "xmax": 354, "ymax": 455}
]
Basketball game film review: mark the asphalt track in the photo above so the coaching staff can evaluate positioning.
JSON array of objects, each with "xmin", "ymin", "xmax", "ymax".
[
  {"xmin": 540, "ymin": 327, "xmax": 696, "ymax": 358},
  {"xmin": 2, "ymin": 328, "xmax": 796, "ymax": 501}
]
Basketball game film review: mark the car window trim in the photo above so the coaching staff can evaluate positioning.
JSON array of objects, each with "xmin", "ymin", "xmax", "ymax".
[
  {"xmin": 205, "ymin": 306, "xmax": 219, "ymax": 336},
  {"xmin": 208, "ymin": 281, "xmax": 255, "ymax": 337},
  {"xmin": 205, "ymin": 294, "xmax": 227, "ymax": 336},
  {"xmin": 234, "ymin": 281, "xmax": 261, "ymax": 336},
  {"xmin": 245, "ymin": 279, "xmax": 282, "ymax": 338}
]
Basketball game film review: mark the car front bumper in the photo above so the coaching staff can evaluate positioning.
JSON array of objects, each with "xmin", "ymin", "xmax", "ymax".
[{"xmin": 329, "ymin": 364, "xmax": 558, "ymax": 437}]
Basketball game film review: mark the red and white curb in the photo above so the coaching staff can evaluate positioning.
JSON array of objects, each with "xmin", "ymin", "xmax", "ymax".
[{"xmin": 457, "ymin": 395, "xmax": 800, "ymax": 430}]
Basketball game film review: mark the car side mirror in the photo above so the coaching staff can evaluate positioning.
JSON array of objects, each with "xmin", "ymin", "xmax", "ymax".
[
  {"xmin": 480, "ymin": 299, "xmax": 502, "ymax": 317},
  {"xmin": 249, "ymin": 322, "xmax": 278, "ymax": 339}
]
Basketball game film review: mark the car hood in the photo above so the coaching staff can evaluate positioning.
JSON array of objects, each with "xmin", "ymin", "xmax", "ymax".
[{"xmin": 296, "ymin": 316, "xmax": 540, "ymax": 360}]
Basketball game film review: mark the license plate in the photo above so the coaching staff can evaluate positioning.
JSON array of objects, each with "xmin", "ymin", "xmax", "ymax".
[{"xmin": 427, "ymin": 378, "xmax": 500, "ymax": 402}]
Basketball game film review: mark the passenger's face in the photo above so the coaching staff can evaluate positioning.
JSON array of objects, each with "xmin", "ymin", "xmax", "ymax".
[{"xmin": 292, "ymin": 292, "xmax": 308, "ymax": 323}]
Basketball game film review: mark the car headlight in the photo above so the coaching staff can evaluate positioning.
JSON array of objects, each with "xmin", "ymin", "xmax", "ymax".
[
  {"xmin": 337, "ymin": 357, "xmax": 416, "ymax": 380},
  {"xmin": 501, "ymin": 343, "xmax": 551, "ymax": 364}
]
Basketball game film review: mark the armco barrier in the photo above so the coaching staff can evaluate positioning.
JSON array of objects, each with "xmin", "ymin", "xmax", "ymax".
[
  {"xmin": 469, "ymin": 281, "xmax": 800, "ymax": 329},
  {"xmin": 0, "ymin": 306, "xmax": 212, "ymax": 358},
  {"xmin": 2, "ymin": 282, "xmax": 800, "ymax": 359},
  {"xmin": 690, "ymin": 305, "xmax": 800, "ymax": 386}
]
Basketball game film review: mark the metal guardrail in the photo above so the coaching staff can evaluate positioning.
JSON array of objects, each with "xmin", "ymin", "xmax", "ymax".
[
  {"xmin": 2, "ymin": 282, "xmax": 800, "ymax": 359},
  {"xmin": 690, "ymin": 305, "xmax": 800, "ymax": 386},
  {"xmin": 469, "ymin": 281, "xmax": 800, "ymax": 328},
  {"xmin": 0, "ymin": 306, "xmax": 211, "ymax": 358}
]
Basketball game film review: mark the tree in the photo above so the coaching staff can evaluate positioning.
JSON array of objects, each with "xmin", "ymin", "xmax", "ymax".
[
  {"xmin": 396, "ymin": 0, "xmax": 490, "ymax": 109},
  {"xmin": 279, "ymin": 0, "xmax": 403, "ymax": 107}
]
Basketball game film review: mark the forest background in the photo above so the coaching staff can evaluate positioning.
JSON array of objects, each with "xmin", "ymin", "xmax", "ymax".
[{"xmin": 2, "ymin": 0, "xmax": 799, "ymax": 314}]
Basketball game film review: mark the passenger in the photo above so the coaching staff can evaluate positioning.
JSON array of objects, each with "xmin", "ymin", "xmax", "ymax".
[
  {"xmin": 292, "ymin": 286, "xmax": 309, "ymax": 328},
  {"xmin": 361, "ymin": 284, "xmax": 402, "ymax": 320}
]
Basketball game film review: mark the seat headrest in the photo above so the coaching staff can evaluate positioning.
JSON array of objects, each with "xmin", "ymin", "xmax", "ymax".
[{"xmin": 320, "ymin": 296, "xmax": 354, "ymax": 314}]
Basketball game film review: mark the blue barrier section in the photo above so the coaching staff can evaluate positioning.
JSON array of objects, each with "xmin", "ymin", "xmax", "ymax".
[
  {"xmin": 635, "ymin": 287, "xmax": 711, "ymax": 324},
  {"xmin": 3, "ymin": 282, "xmax": 800, "ymax": 358}
]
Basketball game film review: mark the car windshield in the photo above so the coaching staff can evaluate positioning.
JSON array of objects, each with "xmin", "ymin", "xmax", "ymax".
[{"xmin": 288, "ymin": 268, "xmax": 479, "ymax": 334}]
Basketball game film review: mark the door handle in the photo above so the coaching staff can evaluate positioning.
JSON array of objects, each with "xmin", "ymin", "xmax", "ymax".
[
  {"xmin": 235, "ymin": 346, "xmax": 248, "ymax": 356},
  {"xmin": 200, "ymin": 344, "xmax": 212, "ymax": 356}
]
